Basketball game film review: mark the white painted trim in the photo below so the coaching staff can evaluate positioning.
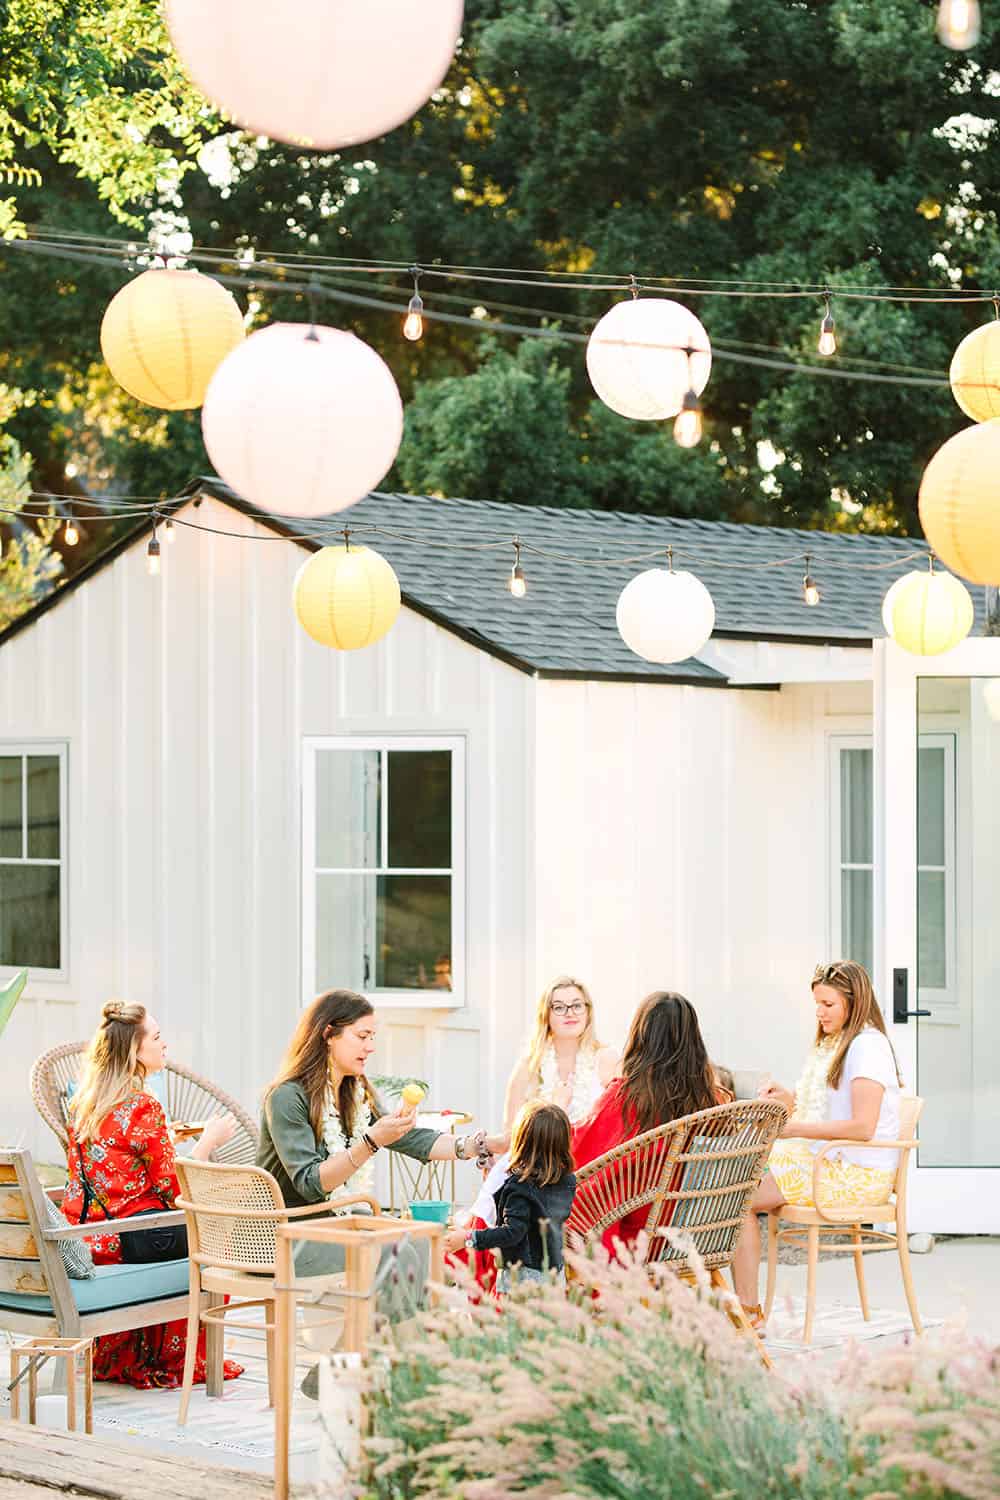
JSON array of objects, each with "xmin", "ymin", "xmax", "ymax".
[
  {"xmin": 698, "ymin": 637, "xmax": 873, "ymax": 685},
  {"xmin": 0, "ymin": 740, "xmax": 68, "ymax": 981}
]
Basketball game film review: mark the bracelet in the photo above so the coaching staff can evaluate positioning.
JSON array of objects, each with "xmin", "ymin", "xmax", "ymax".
[
  {"xmin": 362, "ymin": 1131, "xmax": 380, "ymax": 1155},
  {"xmin": 346, "ymin": 1144, "xmax": 360, "ymax": 1170},
  {"xmin": 454, "ymin": 1134, "xmax": 468, "ymax": 1161}
]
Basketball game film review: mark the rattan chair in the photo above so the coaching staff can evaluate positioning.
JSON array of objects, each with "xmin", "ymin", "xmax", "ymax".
[
  {"xmin": 30, "ymin": 1041, "xmax": 259, "ymax": 1166},
  {"xmin": 764, "ymin": 1094, "xmax": 925, "ymax": 1345},
  {"xmin": 567, "ymin": 1099, "xmax": 786, "ymax": 1363},
  {"xmin": 173, "ymin": 1157, "xmax": 379, "ymax": 1424}
]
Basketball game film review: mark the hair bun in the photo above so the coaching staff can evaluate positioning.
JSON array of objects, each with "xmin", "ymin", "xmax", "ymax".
[{"xmin": 102, "ymin": 999, "xmax": 128, "ymax": 1023}]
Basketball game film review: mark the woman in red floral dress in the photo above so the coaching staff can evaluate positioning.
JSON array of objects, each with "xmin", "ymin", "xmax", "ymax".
[{"xmin": 62, "ymin": 1000, "xmax": 244, "ymax": 1390}]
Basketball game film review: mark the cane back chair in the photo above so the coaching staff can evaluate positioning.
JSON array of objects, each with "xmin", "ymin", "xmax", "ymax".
[
  {"xmin": 173, "ymin": 1157, "xmax": 379, "ymax": 1425},
  {"xmin": 764, "ymin": 1094, "xmax": 925, "ymax": 1345},
  {"xmin": 567, "ymin": 1099, "xmax": 786, "ymax": 1362},
  {"xmin": 30, "ymin": 1041, "xmax": 258, "ymax": 1166}
]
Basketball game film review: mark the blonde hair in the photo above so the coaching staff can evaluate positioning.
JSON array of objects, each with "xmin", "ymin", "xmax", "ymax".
[
  {"xmin": 811, "ymin": 961, "xmax": 903, "ymax": 1091},
  {"xmin": 71, "ymin": 1001, "xmax": 149, "ymax": 1142},
  {"xmin": 508, "ymin": 1100, "xmax": 573, "ymax": 1189},
  {"xmin": 524, "ymin": 975, "xmax": 600, "ymax": 1080}
]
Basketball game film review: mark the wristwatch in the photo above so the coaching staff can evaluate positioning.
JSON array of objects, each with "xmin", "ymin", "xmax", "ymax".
[{"xmin": 465, "ymin": 1233, "xmax": 477, "ymax": 1252}]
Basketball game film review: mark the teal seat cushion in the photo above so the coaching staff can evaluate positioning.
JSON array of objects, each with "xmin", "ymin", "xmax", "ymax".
[{"xmin": 0, "ymin": 1257, "xmax": 189, "ymax": 1317}]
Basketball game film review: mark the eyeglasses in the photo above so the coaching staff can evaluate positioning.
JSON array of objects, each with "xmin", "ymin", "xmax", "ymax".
[{"xmin": 550, "ymin": 1002, "xmax": 586, "ymax": 1017}]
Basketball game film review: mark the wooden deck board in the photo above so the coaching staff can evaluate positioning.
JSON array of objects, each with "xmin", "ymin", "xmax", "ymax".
[{"xmin": 0, "ymin": 1419, "xmax": 275, "ymax": 1498}]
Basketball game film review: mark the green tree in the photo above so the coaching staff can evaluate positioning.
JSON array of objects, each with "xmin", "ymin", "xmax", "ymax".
[{"xmin": 0, "ymin": 422, "xmax": 62, "ymax": 630}]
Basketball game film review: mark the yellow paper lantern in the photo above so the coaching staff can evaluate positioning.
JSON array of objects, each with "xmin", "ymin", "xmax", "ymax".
[
  {"xmin": 918, "ymin": 419, "xmax": 1000, "ymax": 584},
  {"xmin": 949, "ymin": 321, "xmax": 1000, "ymax": 422},
  {"xmin": 888, "ymin": 567, "xmax": 974, "ymax": 656},
  {"xmin": 101, "ymin": 268, "xmax": 245, "ymax": 410},
  {"xmin": 293, "ymin": 544, "xmax": 400, "ymax": 651}
]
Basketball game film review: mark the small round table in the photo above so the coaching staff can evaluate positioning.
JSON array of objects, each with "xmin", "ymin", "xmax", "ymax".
[{"xmin": 387, "ymin": 1109, "xmax": 473, "ymax": 1212}]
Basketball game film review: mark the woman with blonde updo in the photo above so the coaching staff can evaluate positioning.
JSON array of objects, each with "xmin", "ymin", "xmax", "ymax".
[{"xmin": 61, "ymin": 1001, "xmax": 242, "ymax": 1389}]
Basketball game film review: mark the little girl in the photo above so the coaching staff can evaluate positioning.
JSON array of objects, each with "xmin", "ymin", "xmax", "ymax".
[{"xmin": 445, "ymin": 1101, "xmax": 576, "ymax": 1290}]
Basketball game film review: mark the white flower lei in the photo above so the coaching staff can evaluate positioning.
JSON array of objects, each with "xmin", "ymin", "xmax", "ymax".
[
  {"xmin": 322, "ymin": 1078, "xmax": 376, "ymax": 1212},
  {"xmin": 792, "ymin": 1037, "xmax": 838, "ymax": 1123},
  {"xmin": 538, "ymin": 1042, "xmax": 602, "ymax": 1124}
]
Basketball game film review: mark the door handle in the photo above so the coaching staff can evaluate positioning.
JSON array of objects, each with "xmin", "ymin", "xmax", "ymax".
[{"xmin": 892, "ymin": 968, "xmax": 931, "ymax": 1023}]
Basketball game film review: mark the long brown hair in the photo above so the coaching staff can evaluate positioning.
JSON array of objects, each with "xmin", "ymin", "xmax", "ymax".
[
  {"xmin": 508, "ymin": 1100, "xmax": 574, "ymax": 1189},
  {"xmin": 811, "ymin": 961, "xmax": 903, "ymax": 1090},
  {"xmin": 524, "ymin": 975, "xmax": 601, "ymax": 1080},
  {"xmin": 71, "ymin": 1001, "xmax": 148, "ymax": 1142},
  {"xmin": 265, "ymin": 990, "xmax": 376, "ymax": 1141},
  {"xmin": 619, "ymin": 992, "xmax": 717, "ymax": 1134}
]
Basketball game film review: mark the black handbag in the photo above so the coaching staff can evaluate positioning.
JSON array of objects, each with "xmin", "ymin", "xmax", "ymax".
[{"xmin": 76, "ymin": 1143, "xmax": 188, "ymax": 1263}]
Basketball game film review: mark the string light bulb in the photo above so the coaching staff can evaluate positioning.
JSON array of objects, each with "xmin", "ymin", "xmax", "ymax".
[
  {"xmin": 818, "ymin": 295, "xmax": 837, "ymax": 357},
  {"xmin": 673, "ymin": 385, "xmax": 703, "ymax": 448},
  {"xmin": 937, "ymin": 0, "xmax": 980, "ymax": 47},
  {"xmin": 509, "ymin": 538, "xmax": 527, "ymax": 598},
  {"xmin": 802, "ymin": 554, "xmax": 821, "ymax": 607},
  {"xmin": 403, "ymin": 266, "xmax": 424, "ymax": 342},
  {"xmin": 146, "ymin": 526, "xmax": 161, "ymax": 577},
  {"xmin": 63, "ymin": 516, "xmax": 79, "ymax": 547}
]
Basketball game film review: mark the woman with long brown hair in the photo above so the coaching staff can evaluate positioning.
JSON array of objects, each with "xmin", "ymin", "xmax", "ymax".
[
  {"xmin": 569, "ymin": 991, "xmax": 724, "ymax": 1254},
  {"xmin": 62, "ymin": 1001, "xmax": 240, "ymax": 1389},
  {"xmin": 731, "ymin": 960, "xmax": 903, "ymax": 1328}
]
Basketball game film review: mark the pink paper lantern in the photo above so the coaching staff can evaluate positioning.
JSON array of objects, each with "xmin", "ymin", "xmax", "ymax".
[
  {"xmin": 165, "ymin": 0, "xmax": 465, "ymax": 149},
  {"xmin": 202, "ymin": 323, "xmax": 404, "ymax": 518}
]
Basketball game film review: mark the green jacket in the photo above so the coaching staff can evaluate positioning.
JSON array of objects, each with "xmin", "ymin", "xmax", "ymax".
[{"xmin": 257, "ymin": 1080, "xmax": 441, "ymax": 1209}]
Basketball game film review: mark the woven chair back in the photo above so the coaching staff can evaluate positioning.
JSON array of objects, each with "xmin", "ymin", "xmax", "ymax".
[
  {"xmin": 174, "ymin": 1158, "xmax": 285, "ymax": 1269},
  {"xmin": 30, "ymin": 1041, "xmax": 258, "ymax": 1165},
  {"xmin": 567, "ymin": 1099, "xmax": 786, "ymax": 1271},
  {"xmin": 894, "ymin": 1094, "xmax": 924, "ymax": 1189}
]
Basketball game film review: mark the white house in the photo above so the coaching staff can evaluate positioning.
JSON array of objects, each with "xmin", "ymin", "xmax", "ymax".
[{"xmin": 1, "ymin": 478, "xmax": 997, "ymax": 1230}]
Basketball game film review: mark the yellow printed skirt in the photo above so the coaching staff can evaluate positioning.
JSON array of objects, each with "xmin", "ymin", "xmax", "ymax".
[{"xmin": 768, "ymin": 1139, "xmax": 895, "ymax": 1211}]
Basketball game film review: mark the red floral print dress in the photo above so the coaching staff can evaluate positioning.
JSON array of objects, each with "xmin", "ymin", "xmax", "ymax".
[{"xmin": 62, "ymin": 1091, "xmax": 244, "ymax": 1390}]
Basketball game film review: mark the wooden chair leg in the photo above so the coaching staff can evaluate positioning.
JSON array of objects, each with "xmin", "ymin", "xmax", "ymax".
[
  {"xmin": 265, "ymin": 1308, "xmax": 276, "ymax": 1409},
  {"xmin": 273, "ymin": 1237, "xmax": 295, "ymax": 1500},
  {"xmin": 204, "ymin": 1292, "xmax": 225, "ymax": 1397},
  {"xmin": 178, "ymin": 1265, "xmax": 203, "ymax": 1425},
  {"xmin": 896, "ymin": 1219, "xmax": 923, "ymax": 1335},
  {"xmin": 711, "ymin": 1268, "xmax": 772, "ymax": 1371},
  {"xmin": 851, "ymin": 1224, "xmax": 870, "ymax": 1321},
  {"xmin": 764, "ymin": 1212, "xmax": 779, "ymax": 1319},
  {"xmin": 802, "ymin": 1225, "xmax": 819, "ymax": 1345}
]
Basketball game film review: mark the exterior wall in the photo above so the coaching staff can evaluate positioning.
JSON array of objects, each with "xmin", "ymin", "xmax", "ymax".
[
  {"xmin": 532, "ymin": 678, "xmax": 873, "ymax": 1090},
  {"xmin": 0, "ymin": 497, "xmax": 533, "ymax": 1195}
]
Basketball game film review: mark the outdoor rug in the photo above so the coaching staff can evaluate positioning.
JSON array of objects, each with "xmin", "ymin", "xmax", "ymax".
[{"xmin": 763, "ymin": 1297, "xmax": 940, "ymax": 1352}]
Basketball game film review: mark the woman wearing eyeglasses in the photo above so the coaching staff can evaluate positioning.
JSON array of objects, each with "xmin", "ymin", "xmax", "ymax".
[{"xmin": 457, "ymin": 976, "xmax": 617, "ymax": 1288}]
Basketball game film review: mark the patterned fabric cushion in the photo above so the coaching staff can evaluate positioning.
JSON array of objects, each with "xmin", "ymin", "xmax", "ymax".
[{"xmin": 42, "ymin": 1195, "xmax": 95, "ymax": 1279}]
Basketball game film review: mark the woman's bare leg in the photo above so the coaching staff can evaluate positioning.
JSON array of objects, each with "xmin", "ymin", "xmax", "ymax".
[{"xmin": 732, "ymin": 1174, "xmax": 785, "ymax": 1307}]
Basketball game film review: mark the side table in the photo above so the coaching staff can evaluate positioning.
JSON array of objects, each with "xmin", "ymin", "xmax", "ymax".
[{"xmin": 387, "ymin": 1110, "xmax": 472, "ymax": 1210}]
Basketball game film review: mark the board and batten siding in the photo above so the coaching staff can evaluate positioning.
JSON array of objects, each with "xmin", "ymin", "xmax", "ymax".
[
  {"xmin": 532, "ymin": 677, "xmax": 873, "ymax": 1088},
  {"xmin": 0, "ymin": 497, "xmax": 533, "ymax": 1186}
]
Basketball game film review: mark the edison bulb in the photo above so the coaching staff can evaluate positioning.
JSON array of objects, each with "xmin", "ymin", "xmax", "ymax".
[
  {"xmin": 403, "ymin": 294, "xmax": 424, "ymax": 342},
  {"xmin": 673, "ymin": 392, "xmax": 702, "ymax": 448},
  {"xmin": 937, "ymin": 0, "xmax": 980, "ymax": 48}
]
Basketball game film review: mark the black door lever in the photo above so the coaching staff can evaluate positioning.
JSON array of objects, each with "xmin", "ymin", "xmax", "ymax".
[{"xmin": 892, "ymin": 967, "xmax": 932, "ymax": 1023}]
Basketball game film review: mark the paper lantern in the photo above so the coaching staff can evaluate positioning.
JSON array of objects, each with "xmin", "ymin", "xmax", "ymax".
[
  {"xmin": 100, "ymin": 269, "xmax": 244, "ymax": 410},
  {"xmin": 949, "ymin": 321, "xmax": 1000, "ymax": 422},
  {"xmin": 880, "ymin": 574, "xmax": 909, "ymax": 635},
  {"xmin": 166, "ymin": 0, "xmax": 464, "ymax": 149},
  {"xmin": 887, "ymin": 568, "xmax": 974, "ymax": 656},
  {"xmin": 616, "ymin": 567, "xmax": 716, "ymax": 664},
  {"xmin": 587, "ymin": 299, "xmax": 712, "ymax": 421},
  {"xmin": 293, "ymin": 544, "xmax": 401, "ymax": 650},
  {"xmin": 202, "ymin": 323, "xmax": 403, "ymax": 517},
  {"xmin": 918, "ymin": 419, "xmax": 1000, "ymax": 584}
]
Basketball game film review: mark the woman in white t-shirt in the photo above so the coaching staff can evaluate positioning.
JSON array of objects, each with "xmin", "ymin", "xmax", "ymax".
[{"xmin": 732, "ymin": 960, "xmax": 903, "ymax": 1328}]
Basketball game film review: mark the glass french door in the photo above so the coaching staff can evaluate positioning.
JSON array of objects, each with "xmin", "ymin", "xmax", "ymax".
[{"xmin": 874, "ymin": 638, "xmax": 1000, "ymax": 1231}]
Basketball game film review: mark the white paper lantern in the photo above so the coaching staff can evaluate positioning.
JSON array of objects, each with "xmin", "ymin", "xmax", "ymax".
[
  {"xmin": 587, "ymin": 299, "xmax": 712, "ymax": 420},
  {"xmin": 202, "ymin": 323, "xmax": 403, "ymax": 517},
  {"xmin": 616, "ymin": 567, "xmax": 716, "ymax": 664},
  {"xmin": 880, "ymin": 574, "xmax": 909, "ymax": 635},
  {"xmin": 166, "ymin": 0, "xmax": 464, "ymax": 149}
]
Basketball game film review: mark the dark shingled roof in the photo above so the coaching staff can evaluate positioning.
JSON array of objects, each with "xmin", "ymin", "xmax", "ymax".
[{"xmin": 1, "ymin": 477, "xmax": 989, "ymax": 686}]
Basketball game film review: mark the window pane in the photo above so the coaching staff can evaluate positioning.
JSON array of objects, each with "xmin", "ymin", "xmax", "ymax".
[
  {"xmin": 387, "ymin": 752, "xmax": 451, "ymax": 869},
  {"xmin": 918, "ymin": 869, "xmax": 947, "ymax": 989},
  {"xmin": 840, "ymin": 749, "xmax": 872, "ymax": 865},
  {"xmin": 316, "ymin": 751, "xmax": 380, "ymax": 868},
  {"xmin": 917, "ymin": 747, "xmax": 945, "ymax": 868},
  {"xmin": 0, "ymin": 864, "xmax": 60, "ymax": 968},
  {"xmin": 841, "ymin": 868, "xmax": 873, "ymax": 974},
  {"xmin": 315, "ymin": 873, "xmax": 372, "ymax": 992},
  {"xmin": 0, "ymin": 757, "xmax": 22, "ymax": 858},
  {"xmin": 376, "ymin": 875, "xmax": 451, "ymax": 991},
  {"xmin": 26, "ymin": 756, "xmax": 60, "ymax": 859}
]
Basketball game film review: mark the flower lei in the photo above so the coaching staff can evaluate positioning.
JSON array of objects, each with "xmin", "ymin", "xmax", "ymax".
[
  {"xmin": 322, "ymin": 1078, "xmax": 376, "ymax": 1211},
  {"xmin": 539, "ymin": 1042, "xmax": 601, "ymax": 1124},
  {"xmin": 792, "ymin": 1037, "xmax": 838, "ymax": 1123}
]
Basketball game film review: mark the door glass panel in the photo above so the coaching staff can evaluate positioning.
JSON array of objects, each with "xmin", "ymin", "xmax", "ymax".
[
  {"xmin": 841, "ymin": 867, "xmax": 873, "ymax": 974},
  {"xmin": 840, "ymin": 748, "xmax": 872, "ymax": 864},
  {"xmin": 916, "ymin": 678, "xmax": 1000, "ymax": 1168}
]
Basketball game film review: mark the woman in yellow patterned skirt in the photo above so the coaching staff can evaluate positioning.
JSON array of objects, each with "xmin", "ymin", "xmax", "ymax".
[{"xmin": 731, "ymin": 960, "xmax": 903, "ymax": 1329}]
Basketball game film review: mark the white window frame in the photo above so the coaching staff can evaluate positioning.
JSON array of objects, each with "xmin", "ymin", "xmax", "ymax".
[
  {"xmin": 302, "ymin": 736, "xmax": 466, "ymax": 1011},
  {"xmin": 0, "ymin": 741, "xmax": 69, "ymax": 980},
  {"xmin": 828, "ymin": 732, "xmax": 956, "ymax": 1015}
]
